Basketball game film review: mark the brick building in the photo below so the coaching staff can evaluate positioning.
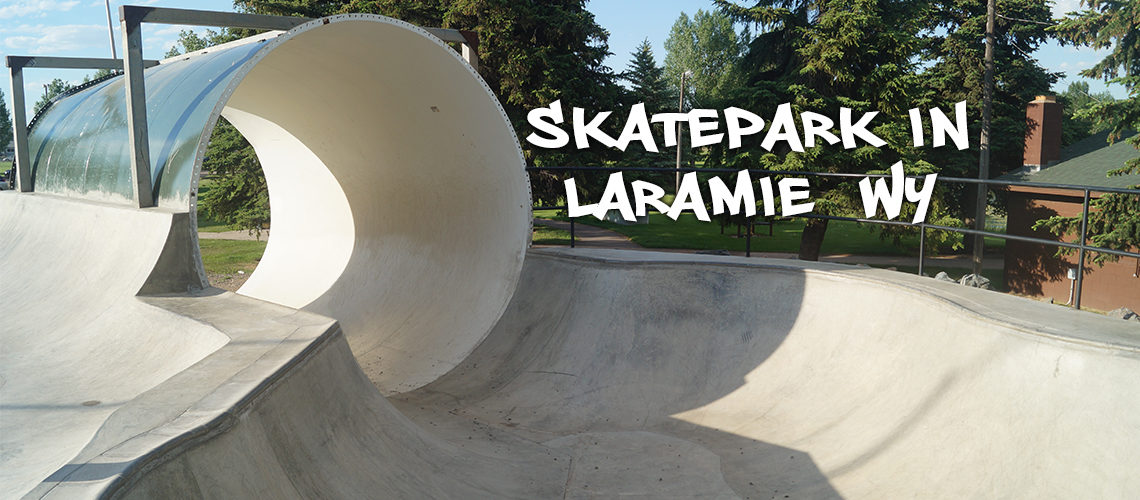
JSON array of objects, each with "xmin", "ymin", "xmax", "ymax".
[{"xmin": 1001, "ymin": 97, "xmax": 1140, "ymax": 311}]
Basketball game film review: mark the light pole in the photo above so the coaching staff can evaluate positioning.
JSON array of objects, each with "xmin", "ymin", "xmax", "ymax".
[
  {"xmin": 973, "ymin": 0, "xmax": 995, "ymax": 276},
  {"xmin": 675, "ymin": 70, "xmax": 691, "ymax": 195},
  {"xmin": 105, "ymin": 0, "xmax": 118, "ymax": 59}
]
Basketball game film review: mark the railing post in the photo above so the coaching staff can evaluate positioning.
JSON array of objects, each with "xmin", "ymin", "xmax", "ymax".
[
  {"xmin": 918, "ymin": 223, "xmax": 926, "ymax": 276},
  {"xmin": 746, "ymin": 218, "xmax": 752, "ymax": 257},
  {"xmin": 7, "ymin": 63, "xmax": 31, "ymax": 192},
  {"xmin": 120, "ymin": 6, "xmax": 155, "ymax": 208},
  {"xmin": 1074, "ymin": 189, "xmax": 1090, "ymax": 310},
  {"xmin": 570, "ymin": 218, "xmax": 575, "ymax": 248}
]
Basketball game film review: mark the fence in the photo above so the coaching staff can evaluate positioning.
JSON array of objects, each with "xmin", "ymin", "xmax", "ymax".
[{"xmin": 528, "ymin": 166, "xmax": 1140, "ymax": 310}]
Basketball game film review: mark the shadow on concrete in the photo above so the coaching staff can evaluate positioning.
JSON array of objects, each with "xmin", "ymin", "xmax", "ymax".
[{"xmin": 397, "ymin": 251, "xmax": 842, "ymax": 497}]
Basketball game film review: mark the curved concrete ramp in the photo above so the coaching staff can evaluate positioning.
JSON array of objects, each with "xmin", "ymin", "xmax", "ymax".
[
  {"xmin": 45, "ymin": 249, "xmax": 1140, "ymax": 499},
  {"xmin": 20, "ymin": 14, "xmax": 531, "ymax": 394},
  {"xmin": 2, "ymin": 14, "xmax": 528, "ymax": 497}
]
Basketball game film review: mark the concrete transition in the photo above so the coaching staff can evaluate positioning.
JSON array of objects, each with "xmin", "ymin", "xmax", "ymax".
[{"xmin": 3, "ymin": 14, "xmax": 1140, "ymax": 500}]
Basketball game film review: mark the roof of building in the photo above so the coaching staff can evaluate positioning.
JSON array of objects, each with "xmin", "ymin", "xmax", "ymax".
[{"xmin": 1000, "ymin": 130, "xmax": 1140, "ymax": 189}]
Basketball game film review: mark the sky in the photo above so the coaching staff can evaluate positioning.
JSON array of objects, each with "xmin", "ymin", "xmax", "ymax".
[{"xmin": 0, "ymin": 0, "xmax": 1128, "ymax": 121}]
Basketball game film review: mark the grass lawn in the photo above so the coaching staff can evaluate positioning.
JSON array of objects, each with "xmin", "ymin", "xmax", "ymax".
[
  {"xmin": 533, "ymin": 223, "xmax": 572, "ymax": 245},
  {"xmin": 535, "ymin": 209, "xmax": 1005, "ymax": 257},
  {"xmin": 199, "ymin": 239, "xmax": 266, "ymax": 274}
]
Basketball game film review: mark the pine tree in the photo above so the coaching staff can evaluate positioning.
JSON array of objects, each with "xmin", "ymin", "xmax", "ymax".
[
  {"xmin": 1035, "ymin": 0, "xmax": 1140, "ymax": 264},
  {"xmin": 714, "ymin": 0, "xmax": 938, "ymax": 260},
  {"xmin": 623, "ymin": 40, "xmax": 671, "ymax": 114},
  {"xmin": 618, "ymin": 40, "xmax": 674, "ymax": 174}
]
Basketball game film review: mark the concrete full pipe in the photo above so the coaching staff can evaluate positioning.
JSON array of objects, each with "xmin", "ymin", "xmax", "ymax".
[{"xmin": 21, "ymin": 14, "xmax": 532, "ymax": 394}]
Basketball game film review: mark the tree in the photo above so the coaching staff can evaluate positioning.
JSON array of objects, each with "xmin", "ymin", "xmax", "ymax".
[
  {"xmin": 1, "ymin": 89, "xmax": 12, "ymax": 154},
  {"xmin": 82, "ymin": 68, "xmax": 115, "ymax": 84},
  {"xmin": 619, "ymin": 40, "xmax": 674, "ymax": 175},
  {"xmin": 715, "ymin": 0, "xmax": 941, "ymax": 260},
  {"xmin": 663, "ymin": 9, "xmax": 747, "ymax": 107},
  {"xmin": 200, "ymin": 120, "xmax": 270, "ymax": 236},
  {"xmin": 714, "ymin": 0, "xmax": 1058, "ymax": 260},
  {"xmin": 234, "ymin": 0, "xmax": 624, "ymax": 205},
  {"xmin": 916, "ymin": 0, "xmax": 1059, "ymax": 178},
  {"xmin": 1058, "ymin": 80, "xmax": 1115, "ymax": 146},
  {"xmin": 32, "ymin": 78, "xmax": 74, "ymax": 116},
  {"xmin": 165, "ymin": 29, "xmax": 237, "ymax": 58},
  {"xmin": 1035, "ymin": 0, "xmax": 1140, "ymax": 264},
  {"xmin": 623, "ymin": 40, "xmax": 672, "ymax": 113}
]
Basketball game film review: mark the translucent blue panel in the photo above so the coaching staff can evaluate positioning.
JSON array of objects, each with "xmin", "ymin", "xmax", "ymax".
[{"xmin": 27, "ymin": 39, "xmax": 267, "ymax": 209}]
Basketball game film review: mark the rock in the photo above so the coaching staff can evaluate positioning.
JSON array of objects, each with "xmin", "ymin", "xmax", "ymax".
[
  {"xmin": 1107, "ymin": 307, "xmax": 1139, "ymax": 322},
  {"xmin": 958, "ymin": 274, "xmax": 992, "ymax": 290},
  {"xmin": 934, "ymin": 271, "xmax": 956, "ymax": 283}
]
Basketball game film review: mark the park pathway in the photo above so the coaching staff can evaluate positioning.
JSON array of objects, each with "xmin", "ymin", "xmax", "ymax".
[{"xmin": 533, "ymin": 218, "xmax": 642, "ymax": 250}]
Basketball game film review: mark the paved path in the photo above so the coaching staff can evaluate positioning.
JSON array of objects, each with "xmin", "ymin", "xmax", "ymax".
[
  {"xmin": 533, "ymin": 218, "xmax": 642, "ymax": 250},
  {"xmin": 198, "ymin": 230, "xmax": 264, "ymax": 241},
  {"xmin": 533, "ymin": 218, "xmax": 1003, "ymax": 271}
]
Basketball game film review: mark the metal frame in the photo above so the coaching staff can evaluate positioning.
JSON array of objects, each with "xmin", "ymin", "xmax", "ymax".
[
  {"xmin": 530, "ymin": 166, "xmax": 1140, "ymax": 310},
  {"xmin": 6, "ymin": 56, "xmax": 160, "ymax": 194},
  {"xmin": 5, "ymin": 5, "xmax": 481, "ymax": 207}
]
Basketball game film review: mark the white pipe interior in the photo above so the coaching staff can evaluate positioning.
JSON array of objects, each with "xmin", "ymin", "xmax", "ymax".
[{"xmin": 221, "ymin": 17, "xmax": 531, "ymax": 394}]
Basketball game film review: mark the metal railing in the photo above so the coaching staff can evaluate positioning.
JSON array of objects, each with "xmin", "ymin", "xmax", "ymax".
[{"xmin": 527, "ymin": 165, "xmax": 1140, "ymax": 310}]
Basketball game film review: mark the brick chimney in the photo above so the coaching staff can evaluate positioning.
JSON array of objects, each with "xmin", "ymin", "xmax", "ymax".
[{"xmin": 1023, "ymin": 95, "xmax": 1062, "ymax": 171}]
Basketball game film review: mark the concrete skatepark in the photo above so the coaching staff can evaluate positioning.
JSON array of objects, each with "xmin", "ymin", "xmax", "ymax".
[{"xmin": 3, "ymin": 12, "xmax": 1140, "ymax": 499}]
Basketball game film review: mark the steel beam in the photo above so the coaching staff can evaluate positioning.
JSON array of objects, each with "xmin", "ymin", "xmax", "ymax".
[
  {"xmin": 425, "ymin": 28, "xmax": 479, "ymax": 70},
  {"xmin": 120, "ymin": 5, "xmax": 310, "ymax": 30},
  {"xmin": 5, "ymin": 55, "xmax": 158, "ymax": 70},
  {"xmin": 8, "ymin": 65, "xmax": 31, "ymax": 192},
  {"xmin": 121, "ymin": 9, "xmax": 155, "ymax": 208}
]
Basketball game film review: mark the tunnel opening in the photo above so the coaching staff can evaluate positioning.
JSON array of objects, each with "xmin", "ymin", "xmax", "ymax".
[
  {"xmin": 189, "ymin": 15, "xmax": 532, "ymax": 394},
  {"xmin": 195, "ymin": 116, "xmax": 272, "ymax": 292}
]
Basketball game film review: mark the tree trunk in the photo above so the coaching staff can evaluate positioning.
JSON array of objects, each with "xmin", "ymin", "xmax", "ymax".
[{"xmin": 798, "ymin": 218, "xmax": 829, "ymax": 261}]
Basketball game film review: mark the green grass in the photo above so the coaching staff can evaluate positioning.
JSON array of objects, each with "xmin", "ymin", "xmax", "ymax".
[
  {"xmin": 534, "ymin": 209, "xmax": 1004, "ymax": 256},
  {"xmin": 0, "ymin": 161, "xmax": 11, "ymax": 171},
  {"xmin": 199, "ymin": 239, "xmax": 267, "ymax": 274},
  {"xmin": 533, "ymin": 223, "xmax": 572, "ymax": 245}
]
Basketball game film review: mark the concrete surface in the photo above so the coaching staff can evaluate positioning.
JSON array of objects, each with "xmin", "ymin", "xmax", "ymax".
[
  {"xmin": 11, "ymin": 217, "xmax": 1140, "ymax": 497},
  {"xmin": 22, "ymin": 14, "xmax": 532, "ymax": 395},
  {"xmin": 7, "ymin": 12, "xmax": 1140, "ymax": 500}
]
